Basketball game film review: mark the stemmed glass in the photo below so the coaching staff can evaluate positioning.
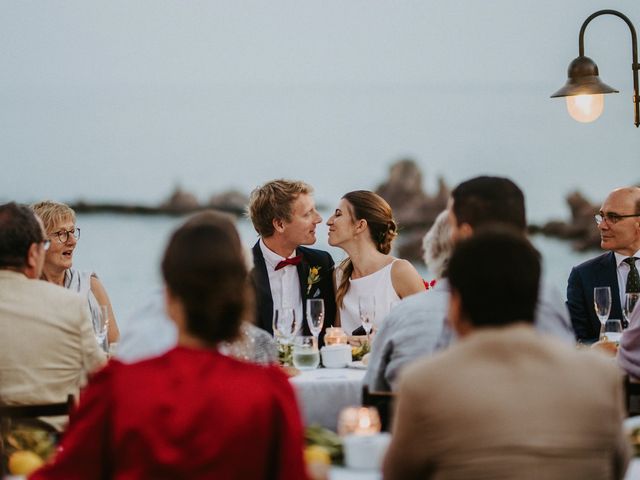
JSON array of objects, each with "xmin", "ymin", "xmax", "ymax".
[
  {"xmin": 273, "ymin": 308, "xmax": 298, "ymax": 343},
  {"xmin": 358, "ymin": 296, "xmax": 376, "ymax": 342},
  {"xmin": 623, "ymin": 292, "xmax": 640, "ymax": 329},
  {"xmin": 306, "ymin": 299, "xmax": 325, "ymax": 345},
  {"xmin": 593, "ymin": 287, "xmax": 612, "ymax": 340},
  {"xmin": 93, "ymin": 305, "xmax": 109, "ymax": 352}
]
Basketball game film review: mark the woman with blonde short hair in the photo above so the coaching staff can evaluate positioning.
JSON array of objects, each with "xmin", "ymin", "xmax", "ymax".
[{"xmin": 31, "ymin": 200, "xmax": 119, "ymax": 345}]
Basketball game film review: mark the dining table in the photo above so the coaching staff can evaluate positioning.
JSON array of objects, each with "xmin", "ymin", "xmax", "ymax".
[{"xmin": 289, "ymin": 365, "xmax": 367, "ymax": 431}]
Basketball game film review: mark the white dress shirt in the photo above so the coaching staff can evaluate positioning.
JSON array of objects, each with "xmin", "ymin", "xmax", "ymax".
[
  {"xmin": 259, "ymin": 239, "xmax": 303, "ymax": 329},
  {"xmin": 614, "ymin": 249, "xmax": 640, "ymax": 309}
]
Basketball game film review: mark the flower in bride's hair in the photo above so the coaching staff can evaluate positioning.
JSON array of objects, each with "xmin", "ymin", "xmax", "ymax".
[{"xmin": 307, "ymin": 266, "xmax": 321, "ymax": 295}]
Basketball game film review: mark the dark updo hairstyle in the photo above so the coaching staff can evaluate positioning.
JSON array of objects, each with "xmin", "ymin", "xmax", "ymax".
[
  {"xmin": 161, "ymin": 214, "xmax": 247, "ymax": 345},
  {"xmin": 336, "ymin": 190, "xmax": 398, "ymax": 308}
]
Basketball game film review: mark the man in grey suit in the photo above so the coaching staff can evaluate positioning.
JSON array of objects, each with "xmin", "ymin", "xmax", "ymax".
[
  {"xmin": 0, "ymin": 202, "xmax": 105, "ymax": 428},
  {"xmin": 384, "ymin": 229, "xmax": 629, "ymax": 480}
]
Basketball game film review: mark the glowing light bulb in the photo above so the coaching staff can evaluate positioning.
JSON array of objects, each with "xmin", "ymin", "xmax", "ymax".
[{"xmin": 566, "ymin": 94, "xmax": 604, "ymax": 123}]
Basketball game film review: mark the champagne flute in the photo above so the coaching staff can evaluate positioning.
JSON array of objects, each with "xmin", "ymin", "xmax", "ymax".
[
  {"xmin": 273, "ymin": 308, "xmax": 298, "ymax": 345},
  {"xmin": 623, "ymin": 292, "xmax": 640, "ymax": 329},
  {"xmin": 93, "ymin": 305, "xmax": 109, "ymax": 351},
  {"xmin": 273, "ymin": 308, "xmax": 298, "ymax": 366},
  {"xmin": 358, "ymin": 296, "xmax": 376, "ymax": 342},
  {"xmin": 593, "ymin": 287, "xmax": 611, "ymax": 340},
  {"xmin": 306, "ymin": 299, "xmax": 325, "ymax": 344}
]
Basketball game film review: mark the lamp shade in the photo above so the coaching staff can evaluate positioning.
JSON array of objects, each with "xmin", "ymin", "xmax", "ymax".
[{"xmin": 550, "ymin": 56, "xmax": 619, "ymax": 97}]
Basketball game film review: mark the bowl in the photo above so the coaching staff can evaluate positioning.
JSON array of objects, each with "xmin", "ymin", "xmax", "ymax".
[{"xmin": 320, "ymin": 344, "xmax": 352, "ymax": 368}]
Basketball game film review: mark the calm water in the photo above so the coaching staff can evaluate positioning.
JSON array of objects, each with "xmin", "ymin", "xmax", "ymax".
[{"xmin": 73, "ymin": 212, "xmax": 596, "ymax": 327}]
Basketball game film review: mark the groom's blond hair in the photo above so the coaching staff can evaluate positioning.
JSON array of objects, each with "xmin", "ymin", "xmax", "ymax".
[{"xmin": 247, "ymin": 179, "xmax": 313, "ymax": 237}]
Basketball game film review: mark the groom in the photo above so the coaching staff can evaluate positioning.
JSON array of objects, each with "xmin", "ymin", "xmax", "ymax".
[{"xmin": 248, "ymin": 179, "xmax": 336, "ymax": 340}]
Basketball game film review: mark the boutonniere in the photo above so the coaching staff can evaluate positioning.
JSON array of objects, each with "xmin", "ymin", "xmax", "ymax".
[
  {"xmin": 306, "ymin": 266, "xmax": 322, "ymax": 295},
  {"xmin": 423, "ymin": 278, "xmax": 437, "ymax": 290}
]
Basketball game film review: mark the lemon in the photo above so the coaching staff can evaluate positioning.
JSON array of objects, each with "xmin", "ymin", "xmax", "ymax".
[
  {"xmin": 304, "ymin": 445, "xmax": 331, "ymax": 465},
  {"xmin": 8, "ymin": 450, "xmax": 44, "ymax": 475}
]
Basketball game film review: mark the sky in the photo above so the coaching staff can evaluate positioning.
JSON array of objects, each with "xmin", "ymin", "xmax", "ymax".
[{"xmin": 1, "ymin": 0, "xmax": 639, "ymax": 223}]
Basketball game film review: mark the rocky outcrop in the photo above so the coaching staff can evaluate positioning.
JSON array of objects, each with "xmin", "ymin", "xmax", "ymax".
[
  {"xmin": 71, "ymin": 186, "xmax": 247, "ymax": 216},
  {"xmin": 161, "ymin": 186, "xmax": 200, "ymax": 212},
  {"xmin": 533, "ymin": 191, "xmax": 600, "ymax": 251},
  {"xmin": 208, "ymin": 190, "xmax": 249, "ymax": 214},
  {"xmin": 375, "ymin": 159, "xmax": 450, "ymax": 261}
]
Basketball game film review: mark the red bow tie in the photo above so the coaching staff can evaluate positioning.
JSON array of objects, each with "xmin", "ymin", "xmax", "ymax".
[{"xmin": 275, "ymin": 255, "xmax": 302, "ymax": 271}]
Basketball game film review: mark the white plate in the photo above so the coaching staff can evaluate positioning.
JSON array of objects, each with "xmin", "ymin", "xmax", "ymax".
[{"xmin": 348, "ymin": 361, "xmax": 367, "ymax": 370}]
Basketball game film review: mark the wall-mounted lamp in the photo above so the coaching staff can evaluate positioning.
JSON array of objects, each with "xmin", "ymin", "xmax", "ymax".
[{"xmin": 551, "ymin": 10, "xmax": 639, "ymax": 127}]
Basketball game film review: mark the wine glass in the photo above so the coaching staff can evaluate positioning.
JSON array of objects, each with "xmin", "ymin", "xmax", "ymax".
[
  {"xmin": 273, "ymin": 308, "xmax": 298, "ymax": 345},
  {"xmin": 358, "ymin": 296, "xmax": 376, "ymax": 341},
  {"xmin": 623, "ymin": 292, "xmax": 640, "ymax": 328},
  {"xmin": 306, "ymin": 299, "xmax": 325, "ymax": 343},
  {"xmin": 93, "ymin": 305, "xmax": 109, "ymax": 351},
  {"xmin": 593, "ymin": 287, "xmax": 611, "ymax": 340}
]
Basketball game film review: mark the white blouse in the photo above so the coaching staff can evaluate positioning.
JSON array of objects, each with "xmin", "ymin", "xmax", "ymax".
[{"xmin": 337, "ymin": 260, "xmax": 401, "ymax": 335}]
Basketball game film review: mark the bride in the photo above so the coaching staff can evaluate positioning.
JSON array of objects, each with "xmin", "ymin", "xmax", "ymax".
[{"xmin": 327, "ymin": 190, "xmax": 425, "ymax": 335}]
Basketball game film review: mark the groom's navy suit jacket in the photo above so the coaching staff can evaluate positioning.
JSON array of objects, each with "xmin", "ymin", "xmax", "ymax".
[
  {"xmin": 567, "ymin": 251, "xmax": 621, "ymax": 343},
  {"xmin": 251, "ymin": 241, "xmax": 336, "ymax": 342}
]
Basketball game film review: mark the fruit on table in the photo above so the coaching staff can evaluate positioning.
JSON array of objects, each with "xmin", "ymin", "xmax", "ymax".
[
  {"xmin": 304, "ymin": 445, "xmax": 331, "ymax": 465},
  {"xmin": 304, "ymin": 445, "xmax": 331, "ymax": 480},
  {"xmin": 8, "ymin": 450, "xmax": 44, "ymax": 475}
]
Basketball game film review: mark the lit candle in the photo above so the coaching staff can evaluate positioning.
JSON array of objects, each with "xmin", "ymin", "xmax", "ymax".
[
  {"xmin": 324, "ymin": 327, "xmax": 348, "ymax": 346},
  {"xmin": 337, "ymin": 406, "xmax": 381, "ymax": 436}
]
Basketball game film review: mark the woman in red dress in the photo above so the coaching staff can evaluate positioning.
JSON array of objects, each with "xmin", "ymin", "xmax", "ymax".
[{"xmin": 32, "ymin": 212, "xmax": 308, "ymax": 480}]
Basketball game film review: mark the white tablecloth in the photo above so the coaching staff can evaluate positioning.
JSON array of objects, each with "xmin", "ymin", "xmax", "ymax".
[{"xmin": 289, "ymin": 367, "xmax": 366, "ymax": 431}]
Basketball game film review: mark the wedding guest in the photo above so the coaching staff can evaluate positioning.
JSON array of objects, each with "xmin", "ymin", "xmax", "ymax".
[
  {"xmin": 364, "ymin": 210, "xmax": 451, "ymax": 392},
  {"xmin": 32, "ymin": 215, "xmax": 307, "ymax": 479},
  {"xmin": 116, "ymin": 210, "xmax": 277, "ymax": 365},
  {"xmin": 0, "ymin": 203, "xmax": 105, "ymax": 430},
  {"xmin": 326, "ymin": 190, "xmax": 425, "ymax": 335},
  {"xmin": 31, "ymin": 200, "xmax": 119, "ymax": 344},
  {"xmin": 248, "ymin": 179, "xmax": 336, "ymax": 340},
  {"xmin": 436, "ymin": 176, "xmax": 575, "ymax": 348},
  {"xmin": 384, "ymin": 229, "xmax": 630, "ymax": 480},
  {"xmin": 617, "ymin": 299, "xmax": 640, "ymax": 379},
  {"xmin": 567, "ymin": 187, "xmax": 640, "ymax": 343}
]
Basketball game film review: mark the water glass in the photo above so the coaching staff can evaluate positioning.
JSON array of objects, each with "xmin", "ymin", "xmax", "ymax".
[
  {"xmin": 603, "ymin": 319, "xmax": 623, "ymax": 344},
  {"xmin": 306, "ymin": 299, "xmax": 325, "ymax": 339},
  {"xmin": 93, "ymin": 305, "xmax": 109, "ymax": 349},
  {"xmin": 358, "ymin": 296, "xmax": 376, "ymax": 336},
  {"xmin": 624, "ymin": 292, "xmax": 640, "ymax": 328},
  {"xmin": 292, "ymin": 336, "xmax": 319, "ymax": 370},
  {"xmin": 593, "ymin": 287, "xmax": 611, "ymax": 339}
]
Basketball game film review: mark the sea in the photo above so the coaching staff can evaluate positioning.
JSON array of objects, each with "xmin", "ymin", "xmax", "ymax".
[{"xmin": 72, "ymin": 212, "xmax": 596, "ymax": 327}]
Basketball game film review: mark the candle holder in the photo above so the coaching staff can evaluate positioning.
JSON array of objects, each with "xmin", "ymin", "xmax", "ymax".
[{"xmin": 337, "ymin": 406, "xmax": 381, "ymax": 437}]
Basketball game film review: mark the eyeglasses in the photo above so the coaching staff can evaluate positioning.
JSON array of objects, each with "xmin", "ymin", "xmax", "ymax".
[
  {"xmin": 49, "ymin": 227, "xmax": 81, "ymax": 243},
  {"xmin": 42, "ymin": 240, "xmax": 51, "ymax": 251},
  {"xmin": 594, "ymin": 213, "xmax": 640, "ymax": 225}
]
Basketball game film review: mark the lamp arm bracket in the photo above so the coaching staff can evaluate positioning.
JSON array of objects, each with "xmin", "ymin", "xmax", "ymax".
[{"xmin": 578, "ymin": 9, "xmax": 639, "ymax": 127}]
